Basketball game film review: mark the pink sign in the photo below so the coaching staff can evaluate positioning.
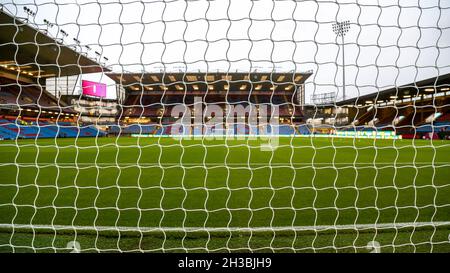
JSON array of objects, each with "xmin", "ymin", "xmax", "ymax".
[{"xmin": 82, "ymin": 80, "xmax": 106, "ymax": 98}]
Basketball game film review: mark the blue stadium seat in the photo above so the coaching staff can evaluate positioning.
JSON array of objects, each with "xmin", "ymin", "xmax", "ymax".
[
  {"xmin": 297, "ymin": 124, "xmax": 311, "ymax": 135},
  {"xmin": 278, "ymin": 125, "xmax": 295, "ymax": 135},
  {"xmin": 0, "ymin": 119, "xmax": 105, "ymax": 139}
]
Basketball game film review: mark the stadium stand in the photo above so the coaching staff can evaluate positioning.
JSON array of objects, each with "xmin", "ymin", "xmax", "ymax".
[
  {"xmin": 322, "ymin": 73, "xmax": 450, "ymax": 139},
  {"xmin": 0, "ymin": 76, "xmax": 106, "ymax": 140},
  {"xmin": 0, "ymin": 9, "xmax": 110, "ymax": 140},
  {"xmin": 107, "ymin": 72, "xmax": 311, "ymax": 136},
  {"xmin": 0, "ymin": 118, "xmax": 105, "ymax": 140},
  {"xmin": 1, "ymin": 5, "xmax": 448, "ymax": 140},
  {"xmin": 296, "ymin": 124, "xmax": 311, "ymax": 135}
]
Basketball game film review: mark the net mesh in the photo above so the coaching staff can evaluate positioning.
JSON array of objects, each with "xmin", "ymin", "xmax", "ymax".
[{"xmin": 0, "ymin": 0, "xmax": 449, "ymax": 253}]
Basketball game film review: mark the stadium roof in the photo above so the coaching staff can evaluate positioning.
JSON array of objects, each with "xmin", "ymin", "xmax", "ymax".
[
  {"xmin": 0, "ymin": 10, "xmax": 109, "ymax": 80},
  {"xmin": 107, "ymin": 72, "xmax": 312, "ymax": 95},
  {"xmin": 336, "ymin": 73, "xmax": 450, "ymax": 106}
]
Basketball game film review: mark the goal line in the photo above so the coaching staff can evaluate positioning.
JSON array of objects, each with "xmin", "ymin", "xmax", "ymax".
[
  {"xmin": 1, "ymin": 162, "xmax": 449, "ymax": 167},
  {"xmin": 1, "ymin": 222, "xmax": 450, "ymax": 234}
]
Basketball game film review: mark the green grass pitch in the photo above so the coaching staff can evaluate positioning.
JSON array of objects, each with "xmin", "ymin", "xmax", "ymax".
[{"xmin": 0, "ymin": 136, "xmax": 449, "ymax": 252}]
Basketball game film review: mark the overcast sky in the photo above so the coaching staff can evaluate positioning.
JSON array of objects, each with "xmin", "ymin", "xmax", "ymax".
[{"xmin": 2, "ymin": 0, "xmax": 450, "ymax": 103}]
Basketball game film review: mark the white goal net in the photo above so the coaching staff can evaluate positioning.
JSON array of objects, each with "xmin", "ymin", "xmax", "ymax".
[{"xmin": 0, "ymin": 0, "xmax": 449, "ymax": 253}]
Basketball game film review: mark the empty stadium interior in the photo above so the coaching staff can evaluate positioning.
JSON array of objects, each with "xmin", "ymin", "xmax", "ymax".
[
  {"xmin": 0, "ymin": 3, "xmax": 449, "ymax": 253},
  {"xmin": 0, "ymin": 9, "xmax": 449, "ymax": 139}
]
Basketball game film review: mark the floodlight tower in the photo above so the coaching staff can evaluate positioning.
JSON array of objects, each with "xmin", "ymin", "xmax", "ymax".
[{"xmin": 332, "ymin": 20, "xmax": 350, "ymax": 101}]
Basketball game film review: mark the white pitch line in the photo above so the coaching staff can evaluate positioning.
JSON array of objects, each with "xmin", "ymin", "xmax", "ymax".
[
  {"xmin": 1, "ymin": 222, "xmax": 450, "ymax": 233},
  {"xmin": 1, "ymin": 162, "xmax": 450, "ymax": 167}
]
